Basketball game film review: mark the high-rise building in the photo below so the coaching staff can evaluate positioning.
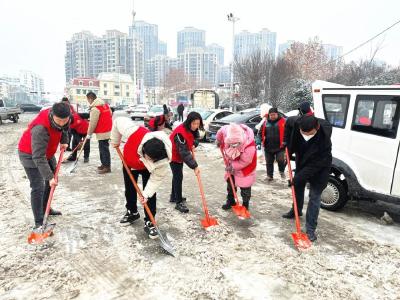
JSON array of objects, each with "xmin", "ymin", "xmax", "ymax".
[
  {"xmin": 19, "ymin": 70, "xmax": 45, "ymax": 103},
  {"xmin": 178, "ymin": 47, "xmax": 217, "ymax": 86},
  {"xmin": 323, "ymin": 44, "xmax": 343, "ymax": 60},
  {"xmin": 217, "ymin": 65, "xmax": 231, "ymax": 84},
  {"xmin": 234, "ymin": 29, "xmax": 277, "ymax": 59},
  {"xmin": 64, "ymin": 30, "xmax": 143, "ymax": 97},
  {"xmin": 158, "ymin": 40, "xmax": 167, "ymax": 56},
  {"xmin": 130, "ymin": 21, "xmax": 159, "ymax": 61},
  {"xmin": 207, "ymin": 43, "xmax": 224, "ymax": 66},
  {"xmin": 278, "ymin": 40, "xmax": 295, "ymax": 57},
  {"xmin": 177, "ymin": 27, "xmax": 206, "ymax": 55},
  {"xmin": 145, "ymin": 55, "xmax": 178, "ymax": 87}
]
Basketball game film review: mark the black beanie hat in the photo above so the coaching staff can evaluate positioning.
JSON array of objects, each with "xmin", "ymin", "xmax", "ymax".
[
  {"xmin": 269, "ymin": 107, "xmax": 278, "ymax": 114},
  {"xmin": 300, "ymin": 115, "xmax": 318, "ymax": 132},
  {"xmin": 52, "ymin": 102, "xmax": 71, "ymax": 118},
  {"xmin": 298, "ymin": 101, "xmax": 311, "ymax": 115}
]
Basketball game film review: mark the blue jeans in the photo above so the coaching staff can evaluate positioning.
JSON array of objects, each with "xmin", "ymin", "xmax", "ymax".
[{"xmin": 293, "ymin": 166, "xmax": 329, "ymax": 233}]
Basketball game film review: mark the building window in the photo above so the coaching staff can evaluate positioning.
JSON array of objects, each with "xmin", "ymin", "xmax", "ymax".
[
  {"xmin": 126, "ymin": 85, "xmax": 129, "ymax": 90},
  {"xmin": 114, "ymin": 92, "xmax": 120, "ymax": 96},
  {"xmin": 104, "ymin": 90, "xmax": 108, "ymax": 96},
  {"xmin": 114, "ymin": 84, "xmax": 120, "ymax": 89},
  {"xmin": 104, "ymin": 83, "xmax": 107, "ymax": 88},
  {"xmin": 352, "ymin": 95, "xmax": 400, "ymax": 138},
  {"xmin": 76, "ymin": 89, "xmax": 81, "ymax": 94},
  {"xmin": 322, "ymin": 95, "xmax": 350, "ymax": 128},
  {"xmin": 126, "ymin": 92, "xmax": 129, "ymax": 97},
  {"xmin": 79, "ymin": 81, "xmax": 83, "ymax": 86},
  {"xmin": 89, "ymin": 81, "xmax": 93, "ymax": 86},
  {"xmin": 82, "ymin": 89, "xmax": 87, "ymax": 95}
]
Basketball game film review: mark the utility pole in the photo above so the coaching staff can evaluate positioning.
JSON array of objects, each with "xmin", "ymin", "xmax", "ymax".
[{"xmin": 227, "ymin": 13, "xmax": 239, "ymax": 112}]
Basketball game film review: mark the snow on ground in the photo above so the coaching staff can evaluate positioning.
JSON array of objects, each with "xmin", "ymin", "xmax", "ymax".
[{"xmin": 0, "ymin": 114, "xmax": 399, "ymax": 300}]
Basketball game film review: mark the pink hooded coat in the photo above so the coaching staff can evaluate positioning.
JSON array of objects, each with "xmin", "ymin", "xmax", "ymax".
[{"xmin": 216, "ymin": 124, "xmax": 257, "ymax": 188}]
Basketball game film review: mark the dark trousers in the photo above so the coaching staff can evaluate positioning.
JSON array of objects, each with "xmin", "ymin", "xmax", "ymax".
[
  {"xmin": 170, "ymin": 162, "xmax": 184, "ymax": 203},
  {"xmin": 265, "ymin": 149, "xmax": 286, "ymax": 178},
  {"xmin": 23, "ymin": 161, "xmax": 55, "ymax": 226},
  {"xmin": 178, "ymin": 113, "xmax": 183, "ymax": 122},
  {"xmin": 293, "ymin": 166, "xmax": 330, "ymax": 233},
  {"xmin": 122, "ymin": 167, "xmax": 156, "ymax": 222},
  {"xmin": 99, "ymin": 139, "xmax": 111, "ymax": 167},
  {"xmin": 226, "ymin": 176, "xmax": 251, "ymax": 204},
  {"xmin": 70, "ymin": 131, "xmax": 90, "ymax": 160}
]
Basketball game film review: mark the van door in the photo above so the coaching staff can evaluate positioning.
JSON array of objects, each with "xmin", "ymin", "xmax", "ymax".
[
  {"xmin": 348, "ymin": 95, "xmax": 400, "ymax": 195},
  {"xmin": 391, "ymin": 141, "xmax": 400, "ymax": 197}
]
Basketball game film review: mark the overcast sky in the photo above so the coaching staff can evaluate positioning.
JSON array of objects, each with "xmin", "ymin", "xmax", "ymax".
[{"xmin": 1, "ymin": 0, "xmax": 400, "ymax": 93}]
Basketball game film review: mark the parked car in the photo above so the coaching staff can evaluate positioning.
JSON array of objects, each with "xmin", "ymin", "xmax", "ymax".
[
  {"xmin": 206, "ymin": 111, "xmax": 263, "ymax": 142},
  {"xmin": 40, "ymin": 103, "xmax": 53, "ymax": 111},
  {"xmin": 19, "ymin": 103, "xmax": 42, "ymax": 113},
  {"xmin": 0, "ymin": 98, "xmax": 21, "ymax": 124},
  {"xmin": 129, "ymin": 104, "xmax": 149, "ymax": 121},
  {"xmin": 312, "ymin": 80, "xmax": 400, "ymax": 219},
  {"xmin": 144, "ymin": 105, "xmax": 173, "ymax": 126},
  {"xmin": 192, "ymin": 109, "xmax": 233, "ymax": 140}
]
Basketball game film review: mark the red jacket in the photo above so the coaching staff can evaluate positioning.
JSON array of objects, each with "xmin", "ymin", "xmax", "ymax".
[
  {"xmin": 124, "ymin": 126, "xmax": 149, "ymax": 170},
  {"xmin": 261, "ymin": 117, "xmax": 286, "ymax": 148},
  {"xmin": 70, "ymin": 111, "xmax": 89, "ymax": 135},
  {"xmin": 170, "ymin": 124, "xmax": 195, "ymax": 163},
  {"xmin": 18, "ymin": 109, "xmax": 62, "ymax": 159},
  {"xmin": 94, "ymin": 104, "xmax": 112, "ymax": 133}
]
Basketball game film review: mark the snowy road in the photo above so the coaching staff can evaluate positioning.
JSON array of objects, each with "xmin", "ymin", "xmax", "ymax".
[{"xmin": 0, "ymin": 114, "xmax": 399, "ymax": 300}]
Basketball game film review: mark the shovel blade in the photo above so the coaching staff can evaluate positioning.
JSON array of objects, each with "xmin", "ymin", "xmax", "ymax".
[
  {"xmin": 201, "ymin": 216, "xmax": 218, "ymax": 229},
  {"xmin": 232, "ymin": 204, "xmax": 251, "ymax": 219},
  {"xmin": 67, "ymin": 162, "xmax": 78, "ymax": 173},
  {"xmin": 155, "ymin": 227, "xmax": 175, "ymax": 256},
  {"xmin": 291, "ymin": 232, "xmax": 312, "ymax": 250},
  {"xmin": 27, "ymin": 224, "xmax": 56, "ymax": 245}
]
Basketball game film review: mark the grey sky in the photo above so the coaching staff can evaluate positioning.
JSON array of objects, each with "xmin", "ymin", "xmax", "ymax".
[{"xmin": 1, "ymin": 0, "xmax": 400, "ymax": 93}]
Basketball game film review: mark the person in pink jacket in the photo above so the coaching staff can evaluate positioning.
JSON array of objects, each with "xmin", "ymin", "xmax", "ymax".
[{"xmin": 216, "ymin": 123, "xmax": 257, "ymax": 210}]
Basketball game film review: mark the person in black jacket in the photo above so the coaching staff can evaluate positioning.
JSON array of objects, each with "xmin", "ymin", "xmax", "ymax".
[
  {"xmin": 282, "ymin": 114, "xmax": 332, "ymax": 242},
  {"xmin": 177, "ymin": 103, "xmax": 185, "ymax": 122}
]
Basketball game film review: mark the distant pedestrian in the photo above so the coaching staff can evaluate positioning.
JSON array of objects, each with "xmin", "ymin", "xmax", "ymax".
[{"xmin": 177, "ymin": 103, "xmax": 184, "ymax": 122}]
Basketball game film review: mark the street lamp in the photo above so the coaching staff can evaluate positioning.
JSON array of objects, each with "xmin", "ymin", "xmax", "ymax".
[{"xmin": 227, "ymin": 13, "xmax": 239, "ymax": 112}]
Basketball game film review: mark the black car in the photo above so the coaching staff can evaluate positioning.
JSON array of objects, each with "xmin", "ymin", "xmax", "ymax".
[
  {"xmin": 206, "ymin": 111, "xmax": 263, "ymax": 142},
  {"xmin": 19, "ymin": 103, "xmax": 42, "ymax": 113}
]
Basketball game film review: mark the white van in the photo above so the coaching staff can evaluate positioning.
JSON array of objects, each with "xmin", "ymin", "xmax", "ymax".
[{"xmin": 312, "ymin": 80, "xmax": 400, "ymax": 216}]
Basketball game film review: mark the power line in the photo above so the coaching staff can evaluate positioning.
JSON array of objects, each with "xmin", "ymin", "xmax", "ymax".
[{"xmin": 336, "ymin": 18, "xmax": 400, "ymax": 62}]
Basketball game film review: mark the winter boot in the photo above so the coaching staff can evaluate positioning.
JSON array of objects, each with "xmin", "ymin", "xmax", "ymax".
[
  {"xmin": 175, "ymin": 201, "xmax": 189, "ymax": 213},
  {"xmin": 282, "ymin": 209, "xmax": 302, "ymax": 219},
  {"xmin": 83, "ymin": 157, "xmax": 89, "ymax": 163},
  {"xmin": 144, "ymin": 221, "xmax": 158, "ymax": 239},
  {"xmin": 280, "ymin": 172, "xmax": 286, "ymax": 179},
  {"xmin": 221, "ymin": 198, "xmax": 235, "ymax": 210},
  {"xmin": 97, "ymin": 165, "xmax": 105, "ymax": 170},
  {"xmin": 120, "ymin": 210, "xmax": 140, "ymax": 223},
  {"xmin": 307, "ymin": 230, "xmax": 317, "ymax": 242},
  {"xmin": 97, "ymin": 166, "xmax": 111, "ymax": 174}
]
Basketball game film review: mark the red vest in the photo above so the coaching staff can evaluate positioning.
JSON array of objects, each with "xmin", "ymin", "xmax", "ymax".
[
  {"xmin": 241, "ymin": 141, "xmax": 257, "ymax": 176},
  {"xmin": 124, "ymin": 126, "xmax": 149, "ymax": 170},
  {"xmin": 261, "ymin": 117, "xmax": 286, "ymax": 148},
  {"xmin": 170, "ymin": 124, "xmax": 195, "ymax": 163},
  {"xmin": 94, "ymin": 104, "xmax": 112, "ymax": 133},
  {"xmin": 70, "ymin": 111, "xmax": 89, "ymax": 134},
  {"xmin": 18, "ymin": 109, "xmax": 62, "ymax": 159}
]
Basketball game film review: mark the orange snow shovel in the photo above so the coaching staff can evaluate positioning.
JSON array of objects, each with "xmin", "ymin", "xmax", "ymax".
[
  {"xmin": 28, "ymin": 148, "xmax": 65, "ymax": 244},
  {"xmin": 115, "ymin": 147, "xmax": 175, "ymax": 256},
  {"xmin": 219, "ymin": 147, "xmax": 251, "ymax": 219},
  {"xmin": 192, "ymin": 150, "xmax": 218, "ymax": 229},
  {"xmin": 285, "ymin": 148, "xmax": 311, "ymax": 250}
]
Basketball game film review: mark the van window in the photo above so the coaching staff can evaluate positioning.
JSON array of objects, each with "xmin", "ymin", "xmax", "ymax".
[
  {"xmin": 322, "ymin": 95, "xmax": 349, "ymax": 128},
  {"xmin": 352, "ymin": 95, "xmax": 400, "ymax": 138}
]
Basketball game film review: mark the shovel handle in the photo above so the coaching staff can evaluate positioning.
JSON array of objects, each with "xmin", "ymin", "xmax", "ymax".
[
  {"xmin": 285, "ymin": 148, "xmax": 301, "ymax": 233},
  {"xmin": 219, "ymin": 147, "xmax": 240, "ymax": 206},
  {"xmin": 192, "ymin": 150, "xmax": 211, "ymax": 221},
  {"xmin": 115, "ymin": 147, "xmax": 157, "ymax": 226},
  {"xmin": 42, "ymin": 148, "xmax": 65, "ymax": 227},
  {"xmin": 75, "ymin": 135, "xmax": 89, "ymax": 162}
]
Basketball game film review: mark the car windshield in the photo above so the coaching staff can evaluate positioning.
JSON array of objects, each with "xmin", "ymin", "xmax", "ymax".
[
  {"xmin": 149, "ymin": 106, "xmax": 163, "ymax": 113},
  {"xmin": 199, "ymin": 111, "xmax": 213, "ymax": 119},
  {"xmin": 219, "ymin": 113, "xmax": 252, "ymax": 123}
]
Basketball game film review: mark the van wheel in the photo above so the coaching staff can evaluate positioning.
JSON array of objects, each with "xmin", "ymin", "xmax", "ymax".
[
  {"xmin": 12, "ymin": 114, "xmax": 18, "ymax": 123},
  {"xmin": 321, "ymin": 176, "xmax": 348, "ymax": 211}
]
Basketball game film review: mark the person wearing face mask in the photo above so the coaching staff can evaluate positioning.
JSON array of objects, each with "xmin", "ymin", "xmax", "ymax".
[
  {"xmin": 258, "ymin": 107, "xmax": 286, "ymax": 181},
  {"xmin": 169, "ymin": 111, "xmax": 203, "ymax": 213},
  {"xmin": 111, "ymin": 117, "xmax": 172, "ymax": 239},
  {"xmin": 18, "ymin": 103, "xmax": 71, "ymax": 232},
  {"xmin": 282, "ymin": 115, "xmax": 332, "ymax": 242},
  {"xmin": 216, "ymin": 123, "xmax": 257, "ymax": 210}
]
